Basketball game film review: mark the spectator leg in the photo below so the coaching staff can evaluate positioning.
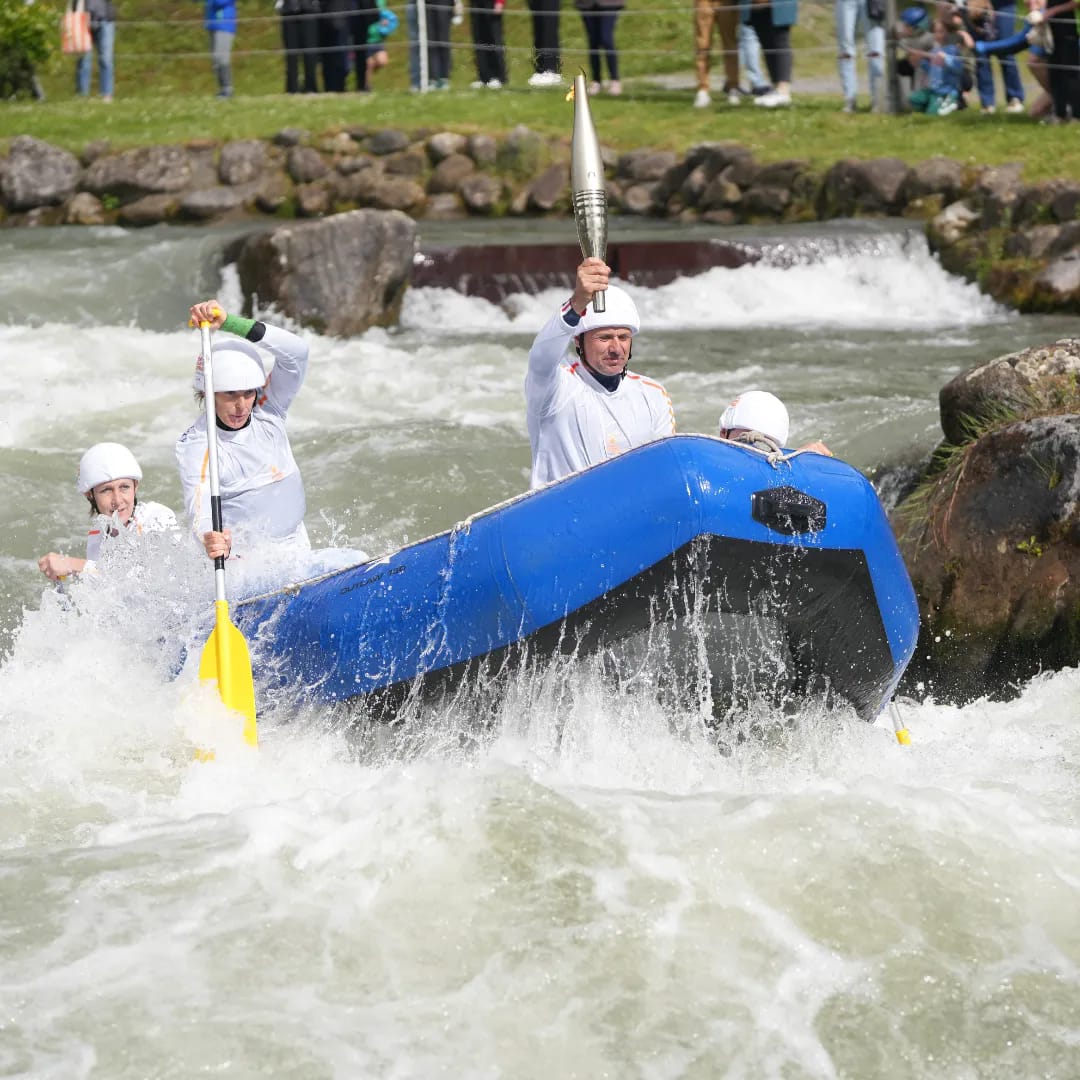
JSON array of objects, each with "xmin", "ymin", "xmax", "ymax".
[
  {"xmin": 738, "ymin": 22, "xmax": 768, "ymax": 90},
  {"xmin": 209, "ymin": 30, "xmax": 234, "ymax": 96},
  {"xmin": 993, "ymin": 3, "xmax": 1024, "ymax": 102},
  {"xmin": 866, "ymin": 11, "xmax": 884, "ymax": 110},
  {"xmin": 693, "ymin": 0, "xmax": 715, "ymax": 92},
  {"xmin": 835, "ymin": 0, "xmax": 857, "ymax": 105},
  {"xmin": 96, "ymin": 21, "xmax": 115, "ymax": 99},
  {"xmin": 716, "ymin": 2, "xmax": 739, "ymax": 91}
]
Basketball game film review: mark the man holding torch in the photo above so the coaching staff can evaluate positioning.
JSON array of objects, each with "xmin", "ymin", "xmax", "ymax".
[
  {"xmin": 524, "ymin": 72, "xmax": 675, "ymax": 490},
  {"xmin": 524, "ymin": 257, "xmax": 676, "ymax": 489}
]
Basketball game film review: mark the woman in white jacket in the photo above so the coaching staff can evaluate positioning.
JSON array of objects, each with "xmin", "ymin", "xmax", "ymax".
[
  {"xmin": 176, "ymin": 300, "xmax": 310, "ymax": 563},
  {"xmin": 38, "ymin": 442, "xmax": 177, "ymax": 581}
]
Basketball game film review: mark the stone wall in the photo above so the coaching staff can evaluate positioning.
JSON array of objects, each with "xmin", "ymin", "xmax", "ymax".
[{"xmin": 3, "ymin": 129, "xmax": 1080, "ymax": 312}]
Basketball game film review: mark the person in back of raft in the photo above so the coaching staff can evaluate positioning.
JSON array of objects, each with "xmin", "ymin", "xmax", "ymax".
[
  {"xmin": 526, "ymin": 256, "xmax": 675, "ymax": 489},
  {"xmin": 718, "ymin": 390, "xmax": 832, "ymax": 456},
  {"xmin": 38, "ymin": 442, "xmax": 177, "ymax": 582},
  {"xmin": 176, "ymin": 300, "xmax": 310, "ymax": 565}
]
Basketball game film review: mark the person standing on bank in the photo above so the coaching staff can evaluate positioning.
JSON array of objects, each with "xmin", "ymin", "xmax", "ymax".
[
  {"xmin": 38, "ymin": 443, "xmax": 177, "ymax": 582},
  {"xmin": 835, "ymin": 0, "xmax": 885, "ymax": 112},
  {"xmin": 176, "ymin": 300, "xmax": 311, "ymax": 563},
  {"xmin": 526, "ymin": 257, "xmax": 675, "ymax": 489},
  {"xmin": 693, "ymin": 0, "xmax": 741, "ymax": 107},
  {"xmin": 469, "ymin": 0, "xmax": 509, "ymax": 88},
  {"xmin": 742, "ymin": 0, "xmax": 797, "ymax": 107},
  {"xmin": 75, "ymin": 0, "xmax": 115, "ymax": 102},
  {"xmin": 526, "ymin": 0, "xmax": 563, "ymax": 85},
  {"xmin": 202, "ymin": 0, "xmax": 237, "ymax": 97},
  {"xmin": 576, "ymin": 0, "xmax": 623, "ymax": 95},
  {"xmin": 278, "ymin": 0, "xmax": 320, "ymax": 93}
]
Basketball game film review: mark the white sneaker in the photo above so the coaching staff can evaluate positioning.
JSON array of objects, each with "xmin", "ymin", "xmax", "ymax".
[
  {"xmin": 528, "ymin": 70, "xmax": 561, "ymax": 88},
  {"xmin": 1006, "ymin": 98, "xmax": 1025, "ymax": 114},
  {"xmin": 469, "ymin": 80, "xmax": 484, "ymax": 89},
  {"xmin": 727, "ymin": 87, "xmax": 741, "ymax": 106},
  {"xmin": 937, "ymin": 96, "xmax": 958, "ymax": 116},
  {"xmin": 486, "ymin": 78, "xmax": 503, "ymax": 89},
  {"xmin": 754, "ymin": 89, "xmax": 791, "ymax": 108},
  {"xmin": 693, "ymin": 88, "xmax": 711, "ymax": 108},
  {"xmin": 841, "ymin": 97, "xmax": 856, "ymax": 113}
]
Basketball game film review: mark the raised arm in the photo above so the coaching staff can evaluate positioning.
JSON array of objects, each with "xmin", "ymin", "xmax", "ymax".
[
  {"xmin": 252, "ymin": 323, "xmax": 309, "ymax": 419},
  {"xmin": 188, "ymin": 300, "xmax": 309, "ymax": 420},
  {"xmin": 526, "ymin": 258, "xmax": 610, "ymax": 416}
]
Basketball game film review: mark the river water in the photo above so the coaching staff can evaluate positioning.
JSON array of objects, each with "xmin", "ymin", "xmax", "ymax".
[{"xmin": 1, "ymin": 219, "xmax": 1079, "ymax": 1078}]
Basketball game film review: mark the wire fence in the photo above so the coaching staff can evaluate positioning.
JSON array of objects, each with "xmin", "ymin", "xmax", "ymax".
[{"xmin": 63, "ymin": 3, "xmax": 1076, "ymax": 85}]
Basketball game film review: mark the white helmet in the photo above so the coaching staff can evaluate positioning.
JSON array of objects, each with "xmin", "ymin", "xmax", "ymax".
[
  {"xmin": 77, "ymin": 442, "xmax": 142, "ymax": 494},
  {"xmin": 193, "ymin": 339, "xmax": 267, "ymax": 393},
  {"xmin": 719, "ymin": 391, "xmax": 790, "ymax": 447},
  {"xmin": 577, "ymin": 284, "xmax": 641, "ymax": 336}
]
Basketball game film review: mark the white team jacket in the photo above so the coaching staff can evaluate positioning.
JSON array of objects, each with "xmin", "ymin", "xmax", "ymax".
[
  {"xmin": 525, "ymin": 303, "xmax": 675, "ymax": 489},
  {"xmin": 175, "ymin": 324, "xmax": 309, "ymax": 551}
]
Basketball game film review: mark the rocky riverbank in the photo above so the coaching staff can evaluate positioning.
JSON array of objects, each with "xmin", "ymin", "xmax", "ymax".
[
  {"xmin": 3, "ymin": 129, "xmax": 1080, "ymax": 316},
  {"xmin": 890, "ymin": 339, "xmax": 1080, "ymax": 705}
]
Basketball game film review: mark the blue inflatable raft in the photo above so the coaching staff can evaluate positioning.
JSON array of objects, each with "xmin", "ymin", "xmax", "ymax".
[{"xmin": 235, "ymin": 435, "xmax": 919, "ymax": 721}]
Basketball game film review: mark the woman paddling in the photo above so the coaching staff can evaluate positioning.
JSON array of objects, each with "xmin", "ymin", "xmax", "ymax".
[
  {"xmin": 38, "ymin": 442, "xmax": 177, "ymax": 582},
  {"xmin": 176, "ymin": 300, "xmax": 311, "ymax": 565}
]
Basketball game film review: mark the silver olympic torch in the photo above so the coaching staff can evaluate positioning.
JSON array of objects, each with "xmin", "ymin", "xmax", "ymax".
[{"xmin": 571, "ymin": 71, "xmax": 608, "ymax": 313}]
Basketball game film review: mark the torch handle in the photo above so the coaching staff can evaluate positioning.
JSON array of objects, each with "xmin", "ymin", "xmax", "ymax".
[{"xmin": 572, "ymin": 188, "xmax": 608, "ymax": 315}]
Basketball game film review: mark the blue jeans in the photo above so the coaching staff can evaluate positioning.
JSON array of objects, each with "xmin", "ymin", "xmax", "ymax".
[
  {"xmin": 75, "ymin": 20, "xmax": 115, "ymax": 98},
  {"xmin": 835, "ymin": 0, "xmax": 884, "ymax": 105},
  {"xmin": 975, "ymin": 2, "xmax": 1025, "ymax": 106},
  {"xmin": 738, "ymin": 22, "xmax": 768, "ymax": 90}
]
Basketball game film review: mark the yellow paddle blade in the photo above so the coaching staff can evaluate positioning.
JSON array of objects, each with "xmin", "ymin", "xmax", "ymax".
[{"xmin": 199, "ymin": 599, "xmax": 258, "ymax": 747}]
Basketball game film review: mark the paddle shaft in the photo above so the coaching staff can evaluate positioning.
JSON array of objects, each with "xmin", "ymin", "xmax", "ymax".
[
  {"xmin": 200, "ymin": 323, "xmax": 228, "ymax": 595},
  {"xmin": 197, "ymin": 320, "xmax": 258, "ymax": 748}
]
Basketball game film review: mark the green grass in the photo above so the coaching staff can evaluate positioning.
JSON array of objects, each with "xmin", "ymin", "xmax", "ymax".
[{"xmin": 3, "ymin": 0, "xmax": 1074, "ymax": 180}]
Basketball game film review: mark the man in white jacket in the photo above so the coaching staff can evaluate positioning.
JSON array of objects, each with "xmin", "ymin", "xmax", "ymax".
[{"xmin": 526, "ymin": 257, "xmax": 675, "ymax": 489}]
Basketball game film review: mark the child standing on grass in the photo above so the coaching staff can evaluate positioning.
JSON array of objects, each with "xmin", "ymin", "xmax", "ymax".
[{"xmin": 907, "ymin": 18, "xmax": 966, "ymax": 113}]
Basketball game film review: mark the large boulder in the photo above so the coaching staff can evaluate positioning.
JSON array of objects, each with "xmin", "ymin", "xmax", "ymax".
[
  {"xmin": 233, "ymin": 209, "xmax": 416, "ymax": 337},
  {"xmin": 939, "ymin": 339, "xmax": 1080, "ymax": 444},
  {"xmin": 894, "ymin": 414, "xmax": 1080, "ymax": 703}
]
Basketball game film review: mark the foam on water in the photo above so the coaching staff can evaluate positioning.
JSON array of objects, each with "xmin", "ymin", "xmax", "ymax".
[
  {"xmin": 401, "ymin": 234, "xmax": 1008, "ymax": 335},
  {"xmin": 3, "ymin": 576, "xmax": 1079, "ymax": 1077}
]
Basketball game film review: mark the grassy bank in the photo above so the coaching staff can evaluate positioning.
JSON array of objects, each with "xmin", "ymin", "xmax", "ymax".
[{"xmin": 2, "ymin": 0, "xmax": 1073, "ymax": 180}]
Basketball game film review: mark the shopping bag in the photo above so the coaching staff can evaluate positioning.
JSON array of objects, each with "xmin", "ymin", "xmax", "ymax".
[{"xmin": 61, "ymin": 0, "xmax": 92, "ymax": 55}]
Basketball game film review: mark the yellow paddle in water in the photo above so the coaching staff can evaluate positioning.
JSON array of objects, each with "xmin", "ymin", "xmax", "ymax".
[{"xmin": 197, "ymin": 320, "xmax": 258, "ymax": 749}]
